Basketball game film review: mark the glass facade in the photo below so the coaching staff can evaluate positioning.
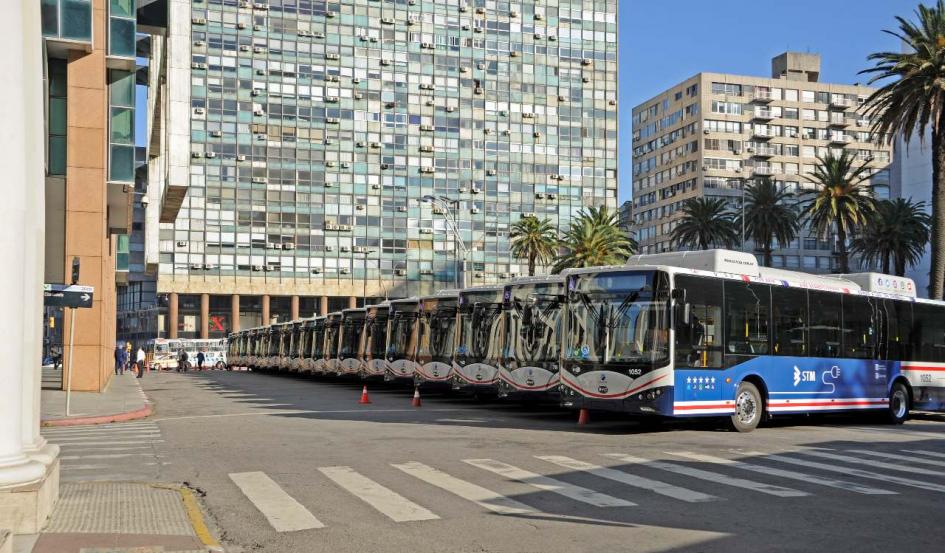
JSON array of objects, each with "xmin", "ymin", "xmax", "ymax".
[
  {"xmin": 108, "ymin": 69, "xmax": 136, "ymax": 183},
  {"xmin": 164, "ymin": 0, "xmax": 619, "ymax": 294},
  {"xmin": 108, "ymin": 0, "xmax": 137, "ymax": 58},
  {"xmin": 47, "ymin": 59, "xmax": 68, "ymax": 176},
  {"xmin": 42, "ymin": 0, "xmax": 93, "ymax": 42}
]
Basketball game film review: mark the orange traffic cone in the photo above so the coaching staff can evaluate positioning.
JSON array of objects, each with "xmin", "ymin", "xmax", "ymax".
[
  {"xmin": 359, "ymin": 385, "xmax": 372, "ymax": 404},
  {"xmin": 577, "ymin": 408, "xmax": 590, "ymax": 425},
  {"xmin": 412, "ymin": 387, "xmax": 422, "ymax": 408}
]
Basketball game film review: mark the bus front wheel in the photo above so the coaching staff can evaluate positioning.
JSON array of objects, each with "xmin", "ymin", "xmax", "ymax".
[
  {"xmin": 887, "ymin": 382, "xmax": 910, "ymax": 425},
  {"xmin": 730, "ymin": 381, "xmax": 763, "ymax": 433}
]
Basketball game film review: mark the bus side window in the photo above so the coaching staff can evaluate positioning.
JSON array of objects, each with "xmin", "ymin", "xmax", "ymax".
[
  {"xmin": 723, "ymin": 280, "xmax": 771, "ymax": 365},
  {"xmin": 772, "ymin": 287, "xmax": 807, "ymax": 357},
  {"xmin": 674, "ymin": 275, "xmax": 723, "ymax": 369},
  {"xmin": 842, "ymin": 296, "xmax": 876, "ymax": 360},
  {"xmin": 914, "ymin": 303, "xmax": 945, "ymax": 362},
  {"xmin": 809, "ymin": 291, "xmax": 841, "ymax": 358}
]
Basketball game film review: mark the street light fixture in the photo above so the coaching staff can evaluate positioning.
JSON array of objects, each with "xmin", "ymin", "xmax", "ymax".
[{"xmin": 421, "ymin": 195, "xmax": 469, "ymax": 289}]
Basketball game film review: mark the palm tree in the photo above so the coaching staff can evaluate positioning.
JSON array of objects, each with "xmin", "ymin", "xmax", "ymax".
[
  {"xmin": 552, "ymin": 206, "xmax": 635, "ymax": 273},
  {"xmin": 801, "ymin": 151, "xmax": 876, "ymax": 274},
  {"xmin": 861, "ymin": 0, "xmax": 945, "ymax": 297},
  {"xmin": 670, "ymin": 197, "xmax": 738, "ymax": 250},
  {"xmin": 510, "ymin": 216, "xmax": 558, "ymax": 276},
  {"xmin": 851, "ymin": 198, "xmax": 931, "ymax": 276},
  {"xmin": 736, "ymin": 179, "xmax": 800, "ymax": 267}
]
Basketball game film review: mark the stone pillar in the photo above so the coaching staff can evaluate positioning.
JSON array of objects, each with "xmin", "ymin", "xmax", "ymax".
[
  {"xmin": 290, "ymin": 295, "xmax": 299, "ymax": 320},
  {"xmin": 231, "ymin": 294, "xmax": 240, "ymax": 333},
  {"xmin": 200, "ymin": 293, "xmax": 210, "ymax": 339},
  {"xmin": 0, "ymin": 0, "xmax": 59, "ymax": 533},
  {"xmin": 261, "ymin": 294, "xmax": 270, "ymax": 325},
  {"xmin": 168, "ymin": 292, "xmax": 179, "ymax": 338},
  {"xmin": 319, "ymin": 296, "xmax": 328, "ymax": 316},
  {"xmin": 348, "ymin": 296, "xmax": 357, "ymax": 309}
]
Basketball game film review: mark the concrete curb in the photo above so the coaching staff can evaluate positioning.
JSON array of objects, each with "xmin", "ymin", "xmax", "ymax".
[{"xmin": 40, "ymin": 403, "xmax": 152, "ymax": 427}]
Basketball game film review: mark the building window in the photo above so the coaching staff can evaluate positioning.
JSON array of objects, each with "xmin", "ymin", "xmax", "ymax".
[
  {"xmin": 42, "ymin": 0, "xmax": 92, "ymax": 42},
  {"xmin": 47, "ymin": 58, "xmax": 67, "ymax": 176},
  {"xmin": 108, "ymin": 69, "xmax": 135, "ymax": 183},
  {"xmin": 116, "ymin": 234, "xmax": 129, "ymax": 272},
  {"xmin": 108, "ymin": 0, "xmax": 136, "ymax": 58}
]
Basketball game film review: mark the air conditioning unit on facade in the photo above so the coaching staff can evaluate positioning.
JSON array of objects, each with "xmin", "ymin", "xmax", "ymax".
[
  {"xmin": 325, "ymin": 53, "xmax": 340, "ymax": 60},
  {"xmin": 252, "ymin": 177, "xmax": 267, "ymax": 184},
  {"xmin": 395, "ymin": 269, "xmax": 407, "ymax": 276},
  {"xmin": 205, "ymin": 151, "xmax": 217, "ymax": 158},
  {"xmin": 419, "ymin": 167, "xmax": 435, "ymax": 174}
]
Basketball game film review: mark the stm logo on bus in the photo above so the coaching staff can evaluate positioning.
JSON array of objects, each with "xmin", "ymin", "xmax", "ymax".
[{"xmin": 793, "ymin": 366, "xmax": 815, "ymax": 387}]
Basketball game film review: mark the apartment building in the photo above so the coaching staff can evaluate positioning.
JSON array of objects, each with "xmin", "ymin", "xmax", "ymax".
[
  {"xmin": 631, "ymin": 53, "xmax": 893, "ymax": 273},
  {"xmin": 151, "ymin": 0, "xmax": 619, "ymax": 338}
]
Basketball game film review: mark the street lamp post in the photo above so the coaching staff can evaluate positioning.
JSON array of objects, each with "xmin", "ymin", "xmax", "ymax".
[
  {"xmin": 361, "ymin": 249, "xmax": 376, "ymax": 308},
  {"xmin": 421, "ymin": 195, "xmax": 469, "ymax": 289}
]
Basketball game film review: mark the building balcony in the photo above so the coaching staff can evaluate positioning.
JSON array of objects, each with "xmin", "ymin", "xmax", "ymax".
[
  {"xmin": 829, "ymin": 117, "xmax": 850, "ymax": 128},
  {"xmin": 748, "ymin": 145, "xmax": 776, "ymax": 157},
  {"xmin": 751, "ymin": 109, "xmax": 774, "ymax": 121},
  {"xmin": 750, "ymin": 128, "xmax": 772, "ymax": 140},
  {"xmin": 752, "ymin": 90, "xmax": 774, "ymax": 103},
  {"xmin": 829, "ymin": 97, "xmax": 855, "ymax": 109},
  {"xmin": 751, "ymin": 166, "xmax": 774, "ymax": 177},
  {"xmin": 828, "ymin": 134, "xmax": 851, "ymax": 145}
]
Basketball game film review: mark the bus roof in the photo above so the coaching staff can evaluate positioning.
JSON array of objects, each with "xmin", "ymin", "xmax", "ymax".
[
  {"xmin": 506, "ymin": 275, "xmax": 564, "ymax": 287},
  {"xmin": 564, "ymin": 249, "xmax": 922, "ymax": 301}
]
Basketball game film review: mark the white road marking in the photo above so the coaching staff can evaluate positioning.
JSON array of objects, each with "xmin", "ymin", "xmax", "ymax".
[
  {"xmin": 905, "ymin": 449, "xmax": 945, "ymax": 460},
  {"xmin": 229, "ymin": 472, "xmax": 324, "ymax": 532},
  {"xmin": 46, "ymin": 440, "xmax": 163, "ymax": 446},
  {"xmin": 667, "ymin": 451, "xmax": 895, "ymax": 495},
  {"xmin": 393, "ymin": 461, "xmax": 536, "ymax": 515},
  {"xmin": 850, "ymin": 449, "xmax": 945, "ymax": 468},
  {"xmin": 62, "ymin": 462, "xmax": 169, "ymax": 471},
  {"xmin": 801, "ymin": 450, "xmax": 943, "ymax": 476},
  {"xmin": 536, "ymin": 455, "xmax": 717, "ymax": 503},
  {"xmin": 43, "ymin": 434, "xmax": 161, "ymax": 442},
  {"xmin": 602, "ymin": 454, "xmax": 808, "ymax": 498},
  {"xmin": 60, "ymin": 453, "xmax": 159, "ymax": 460},
  {"xmin": 319, "ymin": 466, "xmax": 439, "ymax": 522},
  {"xmin": 464, "ymin": 458, "xmax": 634, "ymax": 508},
  {"xmin": 750, "ymin": 451, "xmax": 945, "ymax": 494}
]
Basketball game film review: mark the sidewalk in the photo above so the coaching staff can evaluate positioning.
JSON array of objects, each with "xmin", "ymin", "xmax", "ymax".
[
  {"xmin": 15, "ymin": 482, "xmax": 219, "ymax": 553},
  {"xmin": 42, "ymin": 372, "xmax": 151, "ymax": 426}
]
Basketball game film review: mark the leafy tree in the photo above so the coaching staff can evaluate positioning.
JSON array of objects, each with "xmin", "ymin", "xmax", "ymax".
[
  {"xmin": 801, "ymin": 152, "xmax": 876, "ymax": 274},
  {"xmin": 552, "ymin": 206, "xmax": 636, "ymax": 273},
  {"xmin": 735, "ymin": 179, "xmax": 800, "ymax": 267},
  {"xmin": 861, "ymin": 0, "xmax": 945, "ymax": 297},
  {"xmin": 671, "ymin": 197, "xmax": 739, "ymax": 251},
  {"xmin": 851, "ymin": 198, "xmax": 931, "ymax": 276},
  {"xmin": 510, "ymin": 216, "xmax": 558, "ymax": 276}
]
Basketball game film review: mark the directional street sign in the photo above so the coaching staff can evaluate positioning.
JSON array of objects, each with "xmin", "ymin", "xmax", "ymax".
[{"xmin": 43, "ymin": 283, "xmax": 94, "ymax": 309}]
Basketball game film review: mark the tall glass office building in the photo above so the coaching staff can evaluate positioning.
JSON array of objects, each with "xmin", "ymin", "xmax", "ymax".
[{"xmin": 154, "ymin": 0, "xmax": 618, "ymax": 338}]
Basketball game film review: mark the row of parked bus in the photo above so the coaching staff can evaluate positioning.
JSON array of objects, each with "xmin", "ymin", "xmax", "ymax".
[{"xmin": 226, "ymin": 249, "xmax": 945, "ymax": 432}]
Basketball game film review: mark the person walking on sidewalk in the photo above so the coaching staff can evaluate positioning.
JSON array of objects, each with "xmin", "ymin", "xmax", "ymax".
[
  {"xmin": 114, "ymin": 345, "xmax": 124, "ymax": 375},
  {"xmin": 136, "ymin": 346, "xmax": 146, "ymax": 379},
  {"xmin": 196, "ymin": 350, "xmax": 205, "ymax": 371}
]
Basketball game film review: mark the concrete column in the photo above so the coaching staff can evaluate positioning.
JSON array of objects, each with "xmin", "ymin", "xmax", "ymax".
[
  {"xmin": 200, "ymin": 293, "xmax": 210, "ymax": 339},
  {"xmin": 348, "ymin": 296, "xmax": 357, "ymax": 309},
  {"xmin": 319, "ymin": 296, "xmax": 328, "ymax": 316},
  {"xmin": 290, "ymin": 295, "xmax": 300, "ymax": 320},
  {"xmin": 168, "ymin": 292, "xmax": 179, "ymax": 338},
  {"xmin": 261, "ymin": 294, "xmax": 270, "ymax": 325},
  {"xmin": 0, "ymin": 0, "xmax": 58, "ymax": 531},
  {"xmin": 231, "ymin": 294, "xmax": 240, "ymax": 333}
]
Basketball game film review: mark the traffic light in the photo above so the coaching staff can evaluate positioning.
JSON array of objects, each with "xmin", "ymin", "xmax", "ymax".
[{"xmin": 71, "ymin": 257, "xmax": 80, "ymax": 285}]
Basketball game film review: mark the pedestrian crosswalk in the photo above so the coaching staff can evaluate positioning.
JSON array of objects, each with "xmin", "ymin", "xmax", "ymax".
[
  {"xmin": 228, "ymin": 444, "xmax": 945, "ymax": 532},
  {"xmin": 41, "ymin": 421, "xmax": 167, "ymax": 482}
]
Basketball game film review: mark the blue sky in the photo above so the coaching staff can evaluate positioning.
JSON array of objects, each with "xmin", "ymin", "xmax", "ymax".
[{"xmin": 618, "ymin": 0, "xmax": 920, "ymax": 202}]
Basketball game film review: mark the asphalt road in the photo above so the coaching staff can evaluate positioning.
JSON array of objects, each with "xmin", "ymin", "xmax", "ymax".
[{"xmin": 137, "ymin": 370, "xmax": 945, "ymax": 553}]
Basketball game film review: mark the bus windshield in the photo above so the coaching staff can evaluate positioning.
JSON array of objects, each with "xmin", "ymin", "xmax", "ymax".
[
  {"xmin": 324, "ymin": 320, "xmax": 340, "ymax": 357},
  {"xmin": 457, "ymin": 291, "xmax": 504, "ymax": 361},
  {"xmin": 367, "ymin": 311, "xmax": 389, "ymax": 359},
  {"xmin": 505, "ymin": 283, "xmax": 563, "ymax": 366},
  {"xmin": 311, "ymin": 323, "xmax": 326, "ymax": 358},
  {"xmin": 388, "ymin": 308, "xmax": 419, "ymax": 359},
  {"xmin": 420, "ymin": 299, "xmax": 457, "ymax": 364},
  {"xmin": 566, "ymin": 271, "xmax": 670, "ymax": 368},
  {"xmin": 340, "ymin": 315, "xmax": 365, "ymax": 358}
]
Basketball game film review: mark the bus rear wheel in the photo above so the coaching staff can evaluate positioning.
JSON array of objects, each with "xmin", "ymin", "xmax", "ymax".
[
  {"xmin": 887, "ymin": 382, "xmax": 910, "ymax": 425},
  {"xmin": 730, "ymin": 381, "xmax": 763, "ymax": 433}
]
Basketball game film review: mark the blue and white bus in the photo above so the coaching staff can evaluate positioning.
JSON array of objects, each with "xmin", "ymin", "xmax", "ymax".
[{"xmin": 559, "ymin": 249, "xmax": 943, "ymax": 432}]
